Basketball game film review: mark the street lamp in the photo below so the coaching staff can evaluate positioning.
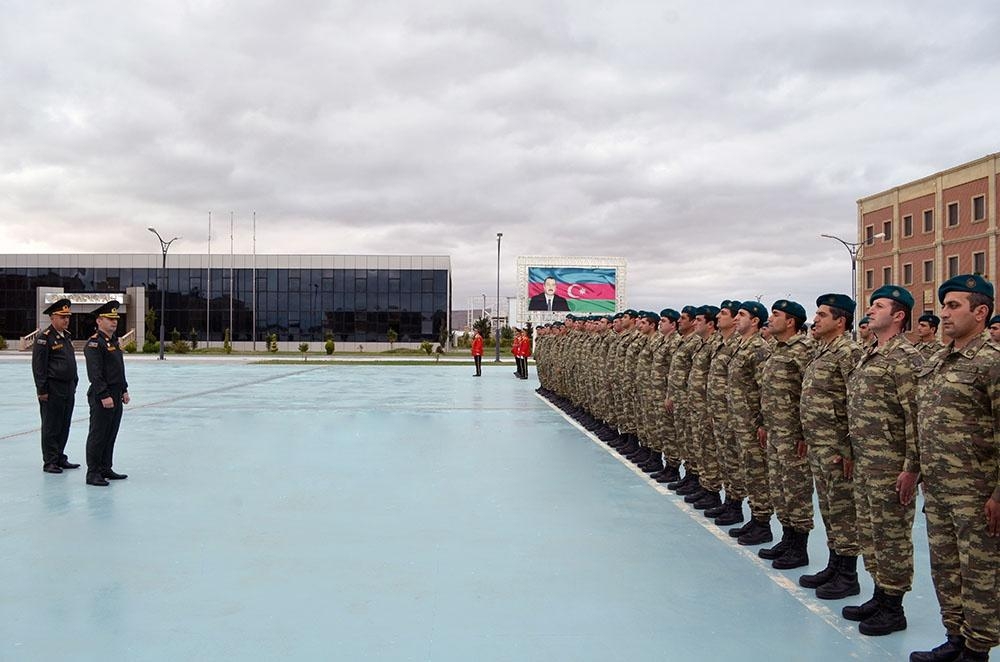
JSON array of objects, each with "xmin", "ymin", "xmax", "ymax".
[
  {"xmin": 495, "ymin": 232, "xmax": 502, "ymax": 363},
  {"xmin": 820, "ymin": 231, "xmax": 884, "ymax": 339},
  {"xmin": 148, "ymin": 227, "xmax": 180, "ymax": 360}
]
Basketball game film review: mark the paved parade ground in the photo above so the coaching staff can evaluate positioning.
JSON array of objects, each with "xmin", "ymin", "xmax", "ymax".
[{"xmin": 0, "ymin": 358, "xmax": 943, "ymax": 661}]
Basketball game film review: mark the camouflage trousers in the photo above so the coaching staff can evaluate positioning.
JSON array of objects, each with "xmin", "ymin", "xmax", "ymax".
[
  {"xmin": 854, "ymin": 470, "xmax": 914, "ymax": 595},
  {"xmin": 766, "ymin": 432, "xmax": 814, "ymax": 532},
  {"xmin": 924, "ymin": 487, "xmax": 1000, "ymax": 653},
  {"xmin": 660, "ymin": 404, "xmax": 681, "ymax": 466},
  {"xmin": 734, "ymin": 426, "xmax": 773, "ymax": 521},
  {"xmin": 682, "ymin": 406, "xmax": 702, "ymax": 474},
  {"xmin": 694, "ymin": 413, "xmax": 722, "ymax": 492},
  {"xmin": 643, "ymin": 389, "xmax": 667, "ymax": 452},
  {"xmin": 711, "ymin": 415, "xmax": 745, "ymax": 499},
  {"xmin": 806, "ymin": 442, "xmax": 859, "ymax": 556},
  {"xmin": 673, "ymin": 402, "xmax": 692, "ymax": 469}
]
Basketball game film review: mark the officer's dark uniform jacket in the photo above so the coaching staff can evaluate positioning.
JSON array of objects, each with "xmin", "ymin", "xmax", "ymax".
[
  {"xmin": 33, "ymin": 326, "xmax": 79, "ymax": 396},
  {"xmin": 85, "ymin": 331, "xmax": 128, "ymax": 398}
]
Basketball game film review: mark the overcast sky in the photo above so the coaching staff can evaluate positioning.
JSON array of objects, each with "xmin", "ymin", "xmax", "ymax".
[{"xmin": 3, "ymin": 1, "xmax": 999, "ymax": 313}]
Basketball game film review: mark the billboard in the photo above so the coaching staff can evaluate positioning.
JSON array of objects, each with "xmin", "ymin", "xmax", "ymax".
[{"xmin": 516, "ymin": 256, "xmax": 626, "ymax": 324}]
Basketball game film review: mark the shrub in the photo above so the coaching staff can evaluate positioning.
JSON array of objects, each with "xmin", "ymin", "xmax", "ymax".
[
  {"xmin": 298, "ymin": 342, "xmax": 309, "ymax": 360},
  {"xmin": 0, "ymin": 336, "xmax": 8, "ymax": 350},
  {"xmin": 268, "ymin": 333, "xmax": 279, "ymax": 353},
  {"xmin": 170, "ymin": 340, "xmax": 190, "ymax": 354},
  {"xmin": 123, "ymin": 340, "xmax": 137, "ymax": 353},
  {"xmin": 223, "ymin": 328, "xmax": 232, "ymax": 355},
  {"xmin": 325, "ymin": 339, "xmax": 335, "ymax": 355},
  {"xmin": 188, "ymin": 328, "xmax": 199, "ymax": 349},
  {"xmin": 142, "ymin": 340, "xmax": 159, "ymax": 354},
  {"xmin": 420, "ymin": 340, "xmax": 433, "ymax": 355}
]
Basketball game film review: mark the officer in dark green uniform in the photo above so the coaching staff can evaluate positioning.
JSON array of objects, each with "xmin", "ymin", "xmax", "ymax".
[
  {"xmin": 84, "ymin": 300, "xmax": 130, "ymax": 486},
  {"xmin": 32, "ymin": 298, "xmax": 80, "ymax": 473}
]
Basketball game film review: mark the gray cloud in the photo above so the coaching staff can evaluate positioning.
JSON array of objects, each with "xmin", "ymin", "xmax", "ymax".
[{"xmin": 2, "ymin": 0, "xmax": 999, "ymax": 316}]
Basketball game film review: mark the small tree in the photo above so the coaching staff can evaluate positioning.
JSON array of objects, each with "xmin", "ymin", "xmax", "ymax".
[
  {"xmin": 223, "ymin": 328, "xmax": 232, "ymax": 354},
  {"xmin": 188, "ymin": 328, "xmax": 199, "ymax": 349},
  {"xmin": 0, "ymin": 336, "xmax": 8, "ymax": 351},
  {"xmin": 472, "ymin": 316, "xmax": 492, "ymax": 342},
  {"xmin": 500, "ymin": 325, "xmax": 514, "ymax": 347},
  {"xmin": 123, "ymin": 339, "xmax": 137, "ymax": 353},
  {"xmin": 268, "ymin": 333, "xmax": 279, "ymax": 353},
  {"xmin": 387, "ymin": 328, "xmax": 398, "ymax": 350},
  {"xmin": 325, "ymin": 339, "xmax": 335, "ymax": 355},
  {"xmin": 144, "ymin": 307, "xmax": 158, "ymax": 344},
  {"xmin": 299, "ymin": 342, "xmax": 309, "ymax": 360},
  {"xmin": 434, "ymin": 344, "xmax": 445, "ymax": 362},
  {"xmin": 420, "ymin": 340, "xmax": 433, "ymax": 355}
]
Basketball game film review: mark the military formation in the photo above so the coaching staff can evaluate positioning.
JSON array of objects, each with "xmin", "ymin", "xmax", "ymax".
[
  {"xmin": 532, "ymin": 275, "xmax": 1000, "ymax": 662},
  {"xmin": 32, "ymin": 299, "xmax": 131, "ymax": 487}
]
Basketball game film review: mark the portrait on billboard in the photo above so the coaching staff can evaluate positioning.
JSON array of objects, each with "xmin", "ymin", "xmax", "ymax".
[{"xmin": 525, "ymin": 267, "xmax": 618, "ymax": 313}]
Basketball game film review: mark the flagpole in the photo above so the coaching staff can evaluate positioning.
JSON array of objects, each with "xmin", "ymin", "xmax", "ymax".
[
  {"xmin": 206, "ymin": 210, "xmax": 211, "ymax": 348},
  {"xmin": 252, "ymin": 210, "xmax": 257, "ymax": 353},
  {"xmin": 229, "ymin": 211, "xmax": 234, "ymax": 345}
]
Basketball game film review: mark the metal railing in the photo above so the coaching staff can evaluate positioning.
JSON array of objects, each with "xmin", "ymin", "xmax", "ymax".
[{"xmin": 19, "ymin": 328, "xmax": 41, "ymax": 351}]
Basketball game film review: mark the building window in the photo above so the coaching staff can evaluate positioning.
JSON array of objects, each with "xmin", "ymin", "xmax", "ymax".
[
  {"xmin": 865, "ymin": 225, "xmax": 874, "ymax": 244},
  {"xmin": 947, "ymin": 255, "xmax": 959, "ymax": 279},
  {"xmin": 973, "ymin": 251, "xmax": 986, "ymax": 275},
  {"xmin": 923, "ymin": 209, "xmax": 934, "ymax": 233},
  {"xmin": 882, "ymin": 220, "xmax": 892, "ymax": 240},
  {"xmin": 923, "ymin": 260, "xmax": 934, "ymax": 283},
  {"xmin": 947, "ymin": 202, "xmax": 959, "ymax": 227},
  {"xmin": 973, "ymin": 195, "xmax": 986, "ymax": 222},
  {"xmin": 902, "ymin": 215, "xmax": 913, "ymax": 237},
  {"xmin": 882, "ymin": 266, "xmax": 892, "ymax": 285},
  {"xmin": 865, "ymin": 270, "xmax": 874, "ymax": 289},
  {"xmin": 902, "ymin": 263, "xmax": 913, "ymax": 285}
]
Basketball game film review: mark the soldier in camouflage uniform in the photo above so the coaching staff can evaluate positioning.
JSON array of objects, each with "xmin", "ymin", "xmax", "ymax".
[
  {"xmin": 609, "ymin": 311, "xmax": 642, "ymax": 455},
  {"xmin": 759, "ymin": 300, "xmax": 814, "ymax": 569},
  {"xmin": 704, "ymin": 300, "xmax": 746, "ymax": 525},
  {"xmin": 726, "ymin": 301, "xmax": 774, "ymax": 546},
  {"xmin": 684, "ymin": 306, "xmax": 725, "ymax": 510},
  {"xmin": 913, "ymin": 313, "xmax": 943, "ymax": 361},
  {"xmin": 624, "ymin": 312, "xmax": 656, "ymax": 469},
  {"xmin": 666, "ymin": 306, "xmax": 703, "ymax": 492},
  {"xmin": 910, "ymin": 275, "xmax": 1000, "ymax": 662},
  {"xmin": 844, "ymin": 284, "xmax": 921, "ymax": 637},
  {"xmin": 798, "ymin": 294, "xmax": 864, "ymax": 599},
  {"xmin": 651, "ymin": 310, "xmax": 682, "ymax": 484},
  {"xmin": 636, "ymin": 311, "xmax": 666, "ymax": 474},
  {"xmin": 989, "ymin": 315, "xmax": 1000, "ymax": 343},
  {"xmin": 858, "ymin": 315, "xmax": 874, "ymax": 347}
]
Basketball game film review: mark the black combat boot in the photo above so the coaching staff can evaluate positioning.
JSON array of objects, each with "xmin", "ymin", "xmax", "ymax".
[
  {"xmin": 642, "ymin": 453, "xmax": 664, "ymax": 474},
  {"xmin": 728, "ymin": 517, "xmax": 756, "ymax": 538},
  {"xmin": 675, "ymin": 477, "xmax": 702, "ymax": 496},
  {"xmin": 737, "ymin": 519, "xmax": 774, "ymax": 546},
  {"xmin": 616, "ymin": 435, "xmax": 640, "ymax": 455},
  {"xmin": 609, "ymin": 433, "xmax": 629, "ymax": 448},
  {"xmin": 909, "ymin": 635, "xmax": 965, "ymax": 662},
  {"xmin": 666, "ymin": 470, "xmax": 691, "ymax": 491},
  {"xmin": 815, "ymin": 554, "xmax": 860, "ymax": 600},
  {"xmin": 800, "ymin": 549, "xmax": 839, "ymax": 589},
  {"xmin": 627, "ymin": 446, "xmax": 651, "ymax": 464},
  {"xmin": 839, "ymin": 582, "xmax": 878, "ymax": 617},
  {"xmin": 859, "ymin": 591, "xmax": 906, "ymax": 636},
  {"xmin": 692, "ymin": 490, "xmax": 722, "ymax": 511},
  {"xmin": 772, "ymin": 529, "xmax": 809, "ymax": 570},
  {"xmin": 716, "ymin": 499, "xmax": 745, "ymax": 526},
  {"xmin": 683, "ymin": 486, "xmax": 707, "ymax": 502},
  {"xmin": 703, "ymin": 496, "xmax": 730, "ymax": 518},
  {"xmin": 956, "ymin": 646, "xmax": 990, "ymax": 661},
  {"xmin": 656, "ymin": 463, "xmax": 682, "ymax": 484},
  {"xmin": 759, "ymin": 526, "xmax": 793, "ymax": 560}
]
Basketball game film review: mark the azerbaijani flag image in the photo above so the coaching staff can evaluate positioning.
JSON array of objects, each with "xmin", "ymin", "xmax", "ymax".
[{"xmin": 527, "ymin": 267, "xmax": 617, "ymax": 312}]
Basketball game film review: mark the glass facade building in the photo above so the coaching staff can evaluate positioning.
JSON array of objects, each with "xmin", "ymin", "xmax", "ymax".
[{"xmin": 0, "ymin": 254, "xmax": 451, "ymax": 344}]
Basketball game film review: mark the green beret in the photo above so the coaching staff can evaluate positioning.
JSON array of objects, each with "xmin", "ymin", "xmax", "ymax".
[
  {"xmin": 623, "ymin": 309, "xmax": 638, "ymax": 317},
  {"xmin": 918, "ymin": 313, "xmax": 940, "ymax": 327},
  {"xmin": 990, "ymin": 315, "xmax": 1000, "ymax": 326},
  {"xmin": 681, "ymin": 305, "xmax": 698, "ymax": 317},
  {"xmin": 640, "ymin": 311, "xmax": 660, "ymax": 324},
  {"xmin": 771, "ymin": 299, "xmax": 806, "ymax": 321},
  {"xmin": 816, "ymin": 293, "xmax": 854, "ymax": 314},
  {"xmin": 693, "ymin": 305, "xmax": 707, "ymax": 317},
  {"xmin": 660, "ymin": 308, "xmax": 680, "ymax": 322},
  {"xmin": 603, "ymin": 315, "xmax": 614, "ymax": 322},
  {"xmin": 719, "ymin": 300, "xmax": 741, "ymax": 315},
  {"xmin": 702, "ymin": 305, "xmax": 720, "ymax": 318},
  {"xmin": 552, "ymin": 321, "xmax": 564, "ymax": 327},
  {"xmin": 859, "ymin": 316, "xmax": 870, "ymax": 326},
  {"xmin": 870, "ymin": 284, "xmax": 914, "ymax": 310},
  {"xmin": 612, "ymin": 312, "xmax": 623, "ymax": 320},
  {"xmin": 738, "ymin": 301, "xmax": 769, "ymax": 325},
  {"xmin": 938, "ymin": 273, "xmax": 994, "ymax": 304}
]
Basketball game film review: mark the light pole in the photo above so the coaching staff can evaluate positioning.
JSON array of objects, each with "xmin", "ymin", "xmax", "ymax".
[
  {"xmin": 495, "ymin": 233, "xmax": 503, "ymax": 363},
  {"xmin": 149, "ymin": 227, "xmax": 180, "ymax": 360},
  {"xmin": 820, "ymin": 232, "xmax": 884, "ymax": 339}
]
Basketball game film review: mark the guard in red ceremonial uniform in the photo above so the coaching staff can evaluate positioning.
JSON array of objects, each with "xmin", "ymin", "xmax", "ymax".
[{"xmin": 471, "ymin": 330, "xmax": 484, "ymax": 376}]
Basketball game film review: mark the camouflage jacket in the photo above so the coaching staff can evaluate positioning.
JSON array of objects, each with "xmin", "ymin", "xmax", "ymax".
[
  {"xmin": 727, "ymin": 333, "xmax": 771, "ymax": 431},
  {"xmin": 760, "ymin": 333, "xmax": 812, "ymax": 439},
  {"xmin": 667, "ymin": 332, "xmax": 702, "ymax": 407},
  {"xmin": 707, "ymin": 332, "xmax": 740, "ymax": 424},
  {"xmin": 800, "ymin": 333, "xmax": 861, "ymax": 456},
  {"xmin": 847, "ymin": 334, "xmax": 922, "ymax": 475},
  {"xmin": 688, "ymin": 333, "xmax": 721, "ymax": 415},
  {"xmin": 916, "ymin": 332, "xmax": 1000, "ymax": 498}
]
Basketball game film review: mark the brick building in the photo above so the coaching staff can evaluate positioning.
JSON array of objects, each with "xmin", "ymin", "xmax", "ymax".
[{"xmin": 857, "ymin": 153, "xmax": 999, "ymax": 323}]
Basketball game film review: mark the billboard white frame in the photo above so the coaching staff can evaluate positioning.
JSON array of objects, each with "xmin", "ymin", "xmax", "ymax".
[{"xmin": 515, "ymin": 256, "xmax": 627, "ymax": 326}]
